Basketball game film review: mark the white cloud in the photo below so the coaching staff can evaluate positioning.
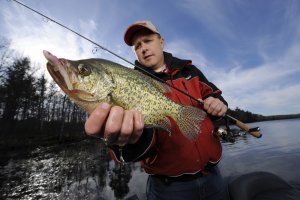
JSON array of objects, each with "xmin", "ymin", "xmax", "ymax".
[
  {"xmin": 165, "ymin": 39, "xmax": 209, "ymax": 67},
  {"xmin": 2, "ymin": 4, "xmax": 98, "ymax": 62},
  {"xmin": 2, "ymin": 0, "xmax": 300, "ymax": 115},
  {"xmin": 165, "ymin": 32, "xmax": 300, "ymax": 115},
  {"xmin": 228, "ymin": 83, "xmax": 300, "ymax": 115},
  {"xmin": 218, "ymin": 46, "xmax": 300, "ymax": 115},
  {"xmin": 170, "ymin": 0, "xmax": 300, "ymax": 115}
]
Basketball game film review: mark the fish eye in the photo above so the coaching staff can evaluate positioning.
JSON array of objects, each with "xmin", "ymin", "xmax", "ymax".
[{"xmin": 78, "ymin": 64, "xmax": 91, "ymax": 76}]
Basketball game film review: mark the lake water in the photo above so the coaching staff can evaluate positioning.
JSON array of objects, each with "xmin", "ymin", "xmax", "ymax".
[{"xmin": 1, "ymin": 119, "xmax": 300, "ymax": 199}]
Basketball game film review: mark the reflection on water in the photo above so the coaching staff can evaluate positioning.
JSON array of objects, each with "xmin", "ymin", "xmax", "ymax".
[
  {"xmin": 1, "ymin": 119, "xmax": 300, "ymax": 199},
  {"xmin": 219, "ymin": 119, "xmax": 300, "ymax": 186},
  {"xmin": 1, "ymin": 141, "xmax": 110, "ymax": 199},
  {"xmin": 0, "ymin": 140, "xmax": 144, "ymax": 200}
]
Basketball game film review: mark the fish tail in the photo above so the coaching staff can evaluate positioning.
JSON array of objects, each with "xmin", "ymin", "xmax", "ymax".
[{"xmin": 176, "ymin": 105, "xmax": 207, "ymax": 140}]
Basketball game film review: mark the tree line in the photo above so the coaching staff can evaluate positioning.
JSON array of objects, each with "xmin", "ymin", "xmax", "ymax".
[
  {"xmin": 1, "ymin": 38, "xmax": 298, "ymax": 149},
  {"xmin": 0, "ymin": 39, "xmax": 88, "ymax": 148}
]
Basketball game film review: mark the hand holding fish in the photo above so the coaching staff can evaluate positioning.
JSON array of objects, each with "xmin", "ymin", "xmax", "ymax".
[
  {"xmin": 198, "ymin": 97, "xmax": 228, "ymax": 117},
  {"xmin": 84, "ymin": 103, "xmax": 144, "ymax": 146}
]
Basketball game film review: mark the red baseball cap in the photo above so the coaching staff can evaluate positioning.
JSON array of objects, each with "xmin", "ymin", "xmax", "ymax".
[{"xmin": 124, "ymin": 20, "xmax": 160, "ymax": 46}]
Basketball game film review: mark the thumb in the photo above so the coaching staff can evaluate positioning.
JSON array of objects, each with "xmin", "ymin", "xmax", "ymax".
[
  {"xmin": 197, "ymin": 98, "xmax": 205, "ymax": 107},
  {"xmin": 197, "ymin": 98, "xmax": 204, "ymax": 103}
]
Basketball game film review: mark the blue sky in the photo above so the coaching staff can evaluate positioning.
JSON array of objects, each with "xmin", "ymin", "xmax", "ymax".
[{"xmin": 1, "ymin": 0, "xmax": 300, "ymax": 115}]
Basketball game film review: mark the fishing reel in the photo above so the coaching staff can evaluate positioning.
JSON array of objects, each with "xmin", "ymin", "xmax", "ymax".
[
  {"xmin": 214, "ymin": 127, "xmax": 236, "ymax": 143},
  {"xmin": 213, "ymin": 115, "xmax": 262, "ymax": 143},
  {"xmin": 213, "ymin": 123, "xmax": 261, "ymax": 143}
]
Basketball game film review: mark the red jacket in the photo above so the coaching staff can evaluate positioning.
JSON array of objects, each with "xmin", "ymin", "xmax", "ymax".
[{"xmin": 110, "ymin": 52, "xmax": 227, "ymax": 176}]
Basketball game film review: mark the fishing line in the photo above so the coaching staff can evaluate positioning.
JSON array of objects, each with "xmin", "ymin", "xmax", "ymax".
[
  {"xmin": 11, "ymin": 0, "xmax": 262, "ymax": 137},
  {"xmin": 10, "ymin": 0, "xmax": 205, "ymax": 106}
]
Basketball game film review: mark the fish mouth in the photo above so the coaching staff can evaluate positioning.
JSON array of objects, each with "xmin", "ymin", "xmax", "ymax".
[{"xmin": 43, "ymin": 50, "xmax": 78, "ymax": 99}]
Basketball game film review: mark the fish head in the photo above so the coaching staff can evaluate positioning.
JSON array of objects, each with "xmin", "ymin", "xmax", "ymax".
[{"xmin": 43, "ymin": 50, "xmax": 114, "ymax": 113}]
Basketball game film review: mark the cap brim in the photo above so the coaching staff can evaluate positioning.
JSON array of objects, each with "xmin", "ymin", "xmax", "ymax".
[{"xmin": 124, "ymin": 25, "xmax": 158, "ymax": 46}]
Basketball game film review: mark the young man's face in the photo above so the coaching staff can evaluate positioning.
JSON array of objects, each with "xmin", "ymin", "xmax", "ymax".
[{"xmin": 132, "ymin": 30, "xmax": 165, "ymax": 71}]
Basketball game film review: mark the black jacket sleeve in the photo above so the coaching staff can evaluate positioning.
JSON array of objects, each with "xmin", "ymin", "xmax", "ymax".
[{"xmin": 109, "ymin": 128, "xmax": 157, "ymax": 163}]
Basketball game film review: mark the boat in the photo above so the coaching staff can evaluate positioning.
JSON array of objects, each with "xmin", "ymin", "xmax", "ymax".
[{"xmin": 228, "ymin": 171, "xmax": 300, "ymax": 200}]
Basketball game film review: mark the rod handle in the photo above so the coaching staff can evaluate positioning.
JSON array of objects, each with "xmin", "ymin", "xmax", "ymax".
[{"xmin": 225, "ymin": 115, "xmax": 262, "ymax": 138}]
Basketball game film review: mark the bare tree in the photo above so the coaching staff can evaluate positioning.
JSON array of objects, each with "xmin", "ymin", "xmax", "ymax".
[{"xmin": 36, "ymin": 74, "xmax": 47, "ymax": 131}]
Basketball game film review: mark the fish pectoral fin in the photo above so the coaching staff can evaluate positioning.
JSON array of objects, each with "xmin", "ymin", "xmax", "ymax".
[
  {"xmin": 71, "ymin": 89, "xmax": 97, "ymax": 101},
  {"xmin": 76, "ymin": 101, "xmax": 100, "ymax": 114},
  {"xmin": 176, "ymin": 106, "xmax": 207, "ymax": 140}
]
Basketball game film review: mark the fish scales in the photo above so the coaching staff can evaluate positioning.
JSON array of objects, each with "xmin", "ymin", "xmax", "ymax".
[
  {"xmin": 43, "ymin": 50, "xmax": 206, "ymax": 140},
  {"xmin": 109, "ymin": 68, "xmax": 180, "ymax": 125}
]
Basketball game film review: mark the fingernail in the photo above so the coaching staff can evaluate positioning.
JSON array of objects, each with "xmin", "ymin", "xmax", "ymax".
[{"xmin": 100, "ymin": 103, "xmax": 110, "ymax": 109}]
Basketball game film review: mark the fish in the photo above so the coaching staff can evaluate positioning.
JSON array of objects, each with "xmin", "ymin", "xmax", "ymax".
[{"xmin": 43, "ymin": 50, "xmax": 206, "ymax": 140}]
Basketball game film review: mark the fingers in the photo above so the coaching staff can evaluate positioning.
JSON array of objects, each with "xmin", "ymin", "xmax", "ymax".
[
  {"xmin": 84, "ymin": 103, "xmax": 111, "ymax": 136},
  {"xmin": 116, "ymin": 110, "xmax": 144, "ymax": 145},
  {"xmin": 218, "ymin": 104, "xmax": 228, "ymax": 116},
  {"xmin": 84, "ymin": 103, "xmax": 144, "ymax": 146},
  {"xmin": 104, "ymin": 106, "xmax": 125, "ymax": 144},
  {"xmin": 203, "ymin": 97, "xmax": 227, "ymax": 117},
  {"xmin": 106, "ymin": 109, "xmax": 144, "ymax": 146},
  {"xmin": 130, "ymin": 111, "xmax": 144, "ymax": 144}
]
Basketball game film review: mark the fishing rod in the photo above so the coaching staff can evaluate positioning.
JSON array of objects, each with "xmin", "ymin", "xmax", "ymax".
[{"xmin": 11, "ymin": 0, "xmax": 261, "ymax": 138}]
